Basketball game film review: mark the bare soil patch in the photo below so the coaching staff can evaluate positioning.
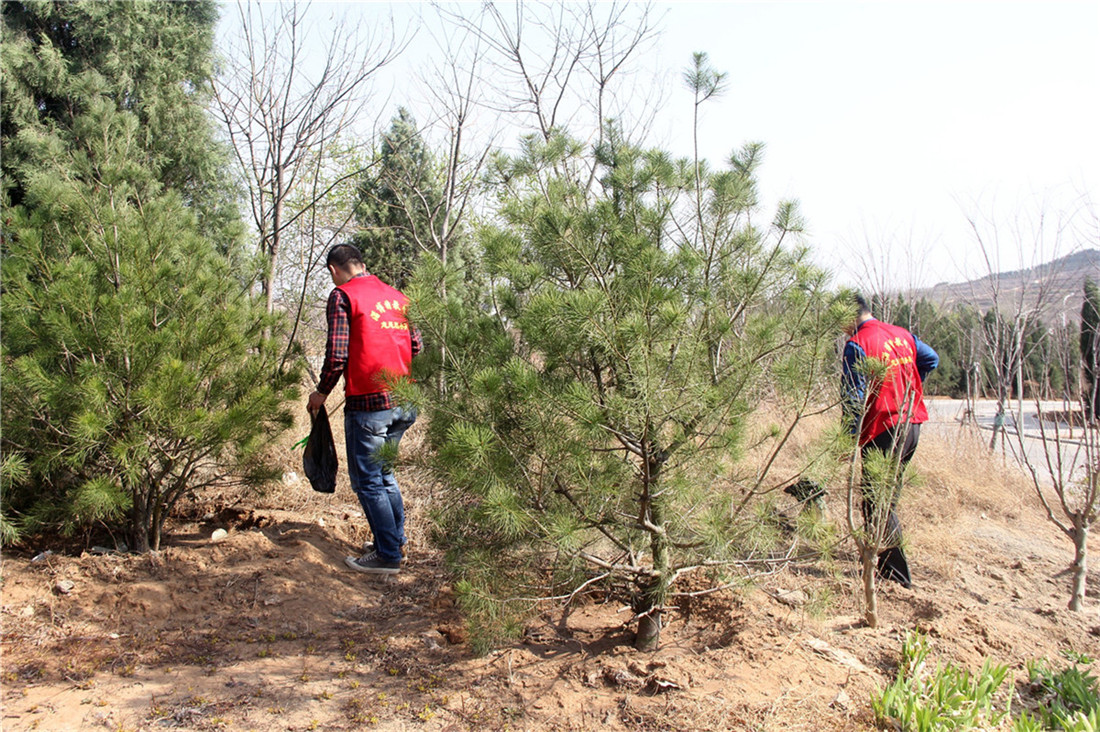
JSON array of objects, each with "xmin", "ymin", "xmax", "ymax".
[{"xmin": 2, "ymin": 420, "xmax": 1099, "ymax": 731}]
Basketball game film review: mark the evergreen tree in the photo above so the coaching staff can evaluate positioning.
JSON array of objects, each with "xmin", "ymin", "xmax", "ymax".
[
  {"xmin": 408, "ymin": 122, "xmax": 845, "ymax": 651},
  {"xmin": 1, "ymin": 101, "xmax": 299, "ymax": 551},
  {"xmin": 1, "ymin": 0, "xmax": 297, "ymax": 550},
  {"xmin": 1082, "ymin": 278, "xmax": 1100, "ymax": 420},
  {"xmin": 353, "ymin": 108, "xmax": 446, "ymax": 288},
  {"xmin": 1, "ymin": 0, "xmax": 239, "ymax": 239}
]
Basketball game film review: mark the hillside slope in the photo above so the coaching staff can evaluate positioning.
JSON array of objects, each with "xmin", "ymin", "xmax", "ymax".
[
  {"xmin": 922, "ymin": 249, "xmax": 1100, "ymax": 323},
  {"xmin": 2, "ymin": 418, "xmax": 1098, "ymax": 731}
]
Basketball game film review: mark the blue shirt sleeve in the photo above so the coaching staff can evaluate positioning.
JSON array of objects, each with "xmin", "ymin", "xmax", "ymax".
[
  {"xmin": 842, "ymin": 340, "xmax": 865, "ymax": 435},
  {"xmin": 913, "ymin": 336, "xmax": 939, "ymax": 382}
]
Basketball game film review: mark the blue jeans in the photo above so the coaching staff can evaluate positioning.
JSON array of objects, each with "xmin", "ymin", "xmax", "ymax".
[{"xmin": 344, "ymin": 406, "xmax": 417, "ymax": 563}]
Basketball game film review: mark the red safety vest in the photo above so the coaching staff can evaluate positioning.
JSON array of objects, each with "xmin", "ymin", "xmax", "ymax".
[
  {"xmin": 848, "ymin": 319, "xmax": 928, "ymax": 445},
  {"xmin": 336, "ymin": 275, "xmax": 413, "ymax": 396}
]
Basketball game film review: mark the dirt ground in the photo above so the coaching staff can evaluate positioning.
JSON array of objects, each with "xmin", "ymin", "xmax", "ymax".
[{"xmin": 2, "ymin": 417, "xmax": 1099, "ymax": 731}]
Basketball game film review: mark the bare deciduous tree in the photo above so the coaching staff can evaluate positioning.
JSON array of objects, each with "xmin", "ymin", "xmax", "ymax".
[
  {"xmin": 278, "ymin": 141, "xmax": 367, "ymax": 369},
  {"xmin": 1014, "ymin": 203, "xmax": 1100, "ymax": 611},
  {"xmin": 433, "ymin": 0, "xmax": 659, "ymax": 187},
  {"xmin": 213, "ymin": 0, "xmax": 406, "ymax": 316},
  {"xmin": 378, "ymin": 0, "xmax": 660, "ymax": 397},
  {"xmin": 1014, "ymin": 382, "xmax": 1099, "ymax": 611},
  {"xmin": 840, "ymin": 221, "xmax": 936, "ymax": 326},
  {"xmin": 963, "ymin": 197, "xmax": 1096, "ymax": 610},
  {"xmin": 961, "ymin": 201, "xmax": 1071, "ymax": 450}
]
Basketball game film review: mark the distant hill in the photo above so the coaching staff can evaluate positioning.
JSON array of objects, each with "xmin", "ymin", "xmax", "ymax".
[{"xmin": 918, "ymin": 249, "xmax": 1100, "ymax": 324}]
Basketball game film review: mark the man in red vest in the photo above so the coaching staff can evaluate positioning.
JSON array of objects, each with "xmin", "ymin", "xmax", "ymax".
[
  {"xmin": 308, "ymin": 244, "xmax": 421, "ymax": 575},
  {"xmin": 843, "ymin": 294, "xmax": 938, "ymax": 588}
]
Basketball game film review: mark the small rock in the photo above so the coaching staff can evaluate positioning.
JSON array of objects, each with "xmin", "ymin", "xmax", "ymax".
[
  {"xmin": 210, "ymin": 529, "xmax": 229, "ymax": 542},
  {"xmin": 55, "ymin": 579, "xmax": 75, "ymax": 595},
  {"xmin": 20, "ymin": 605, "xmax": 35, "ymax": 617},
  {"xmin": 31, "ymin": 550, "xmax": 54, "ymax": 563},
  {"xmin": 1012, "ymin": 587, "xmax": 1024, "ymax": 600},
  {"xmin": 604, "ymin": 666, "xmax": 644, "ymax": 689},
  {"xmin": 776, "ymin": 588, "xmax": 809, "ymax": 608},
  {"xmin": 832, "ymin": 689, "xmax": 852, "ymax": 709},
  {"xmin": 282, "ymin": 471, "xmax": 299, "ymax": 485},
  {"xmin": 422, "ymin": 631, "xmax": 445, "ymax": 650},
  {"xmin": 980, "ymin": 513, "xmax": 988, "ymax": 520},
  {"xmin": 988, "ymin": 569, "xmax": 1007, "ymax": 582},
  {"xmin": 317, "ymin": 517, "xmax": 325, "ymax": 528},
  {"xmin": 645, "ymin": 676, "xmax": 683, "ymax": 694},
  {"xmin": 438, "ymin": 624, "xmax": 467, "ymax": 645},
  {"xmin": 803, "ymin": 638, "xmax": 876, "ymax": 677},
  {"xmin": 108, "ymin": 633, "xmax": 120, "ymax": 640}
]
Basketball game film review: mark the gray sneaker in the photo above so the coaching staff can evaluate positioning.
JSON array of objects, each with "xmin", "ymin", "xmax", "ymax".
[
  {"xmin": 344, "ymin": 550, "xmax": 401, "ymax": 575},
  {"xmin": 362, "ymin": 541, "xmax": 407, "ymax": 561}
]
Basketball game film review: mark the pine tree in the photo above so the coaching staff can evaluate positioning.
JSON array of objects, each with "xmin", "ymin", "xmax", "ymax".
[
  {"xmin": 1082, "ymin": 278, "xmax": 1100, "ymax": 421},
  {"xmin": 409, "ymin": 118, "xmax": 845, "ymax": 650},
  {"xmin": 353, "ymin": 108, "xmax": 447, "ymax": 288},
  {"xmin": 1, "ymin": 101, "xmax": 299, "ymax": 551},
  {"xmin": 1, "ymin": 0, "xmax": 297, "ymax": 550},
  {"xmin": 1, "ymin": 0, "xmax": 239, "ymax": 239}
]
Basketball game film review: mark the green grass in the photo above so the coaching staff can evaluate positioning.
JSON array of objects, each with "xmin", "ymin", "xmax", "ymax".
[
  {"xmin": 1016, "ymin": 652, "xmax": 1099, "ymax": 731},
  {"xmin": 872, "ymin": 633, "xmax": 1099, "ymax": 731},
  {"xmin": 872, "ymin": 631, "xmax": 1011, "ymax": 731}
]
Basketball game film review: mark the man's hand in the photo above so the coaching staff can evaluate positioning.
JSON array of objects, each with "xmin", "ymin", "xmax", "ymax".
[{"xmin": 307, "ymin": 390, "xmax": 327, "ymax": 414}]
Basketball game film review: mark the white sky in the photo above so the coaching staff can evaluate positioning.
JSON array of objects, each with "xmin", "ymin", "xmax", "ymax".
[
  {"xmin": 218, "ymin": 1, "xmax": 1100, "ymax": 289},
  {"xmin": 649, "ymin": 2, "xmax": 1100, "ymax": 288}
]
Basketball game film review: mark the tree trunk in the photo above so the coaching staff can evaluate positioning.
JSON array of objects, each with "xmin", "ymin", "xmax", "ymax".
[
  {"xmin": 264, "ymin": 165, "xmax": 285, "ymax": 318},
  {"xmin": 150, "ymin": 501, "xmax": 164, "ymax": 552},
  {"xmin": 634, "ymin": 576, "xmax": 664, "ymax": 652},
  {"xmin": 127, "ymin": 488, "xmax": 159, "ymax": 553},
  {"xmin": 437, "ymin": 247, "xmax": 449, "ymax": 397},
  {"xmin": 635, "ymin": 487, "xmax": 671, "ymax": 651},
  {"xmin": 861, "ymin": 545, "xmax": 879, "ymax": 628},
  {"xmin": 1069, "ymin": 522, "xmax": 1088, "ymax": 611},
  {"xmin": 1092, "ymin": 381, "xmax": 1100, "ymax": 426},
  {"xmin": 990, "ymin": 398, "xmax": 1006, "ymax": 452},
  {"xmin": 1016, "ymin": 327, "xmax": 1025, "ymax": 430},
  {"xmin": 129, "ymin": 513, "xmax": 151, "ymax": 554}
]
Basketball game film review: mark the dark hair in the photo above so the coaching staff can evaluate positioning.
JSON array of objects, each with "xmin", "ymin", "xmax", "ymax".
[
  {"xmin": 854, "ymin": 293, "xmax": 873, "ymax": 317},
  {"xmin": 326, "ymin": 243, "xmax": 364, "ymax": 270}
]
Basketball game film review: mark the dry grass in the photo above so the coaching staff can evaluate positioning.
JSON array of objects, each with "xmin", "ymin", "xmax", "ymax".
[
  {"xmin": 914, "ymin": 425, "xmax": 1038, "ymax": 519},
  {"xmin": 903, "ymin": 424, "xmax": 1051, "ymax": 578}
]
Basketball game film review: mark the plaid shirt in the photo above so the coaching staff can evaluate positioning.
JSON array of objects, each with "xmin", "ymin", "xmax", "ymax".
[{"xmin": 318, "ymin": 274, "xmax": 422, "ymax": 412}]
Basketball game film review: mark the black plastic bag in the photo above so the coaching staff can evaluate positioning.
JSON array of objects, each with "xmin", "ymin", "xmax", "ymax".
[{"xmin": 303, "ymin": 405, "xmax": 338, "ymax": 493}]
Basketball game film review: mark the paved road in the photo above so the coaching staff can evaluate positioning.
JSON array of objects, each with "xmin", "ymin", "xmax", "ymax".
[{"xmin": 924, "ymin": 398, "xmax": 1093, "ymax": 486}]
